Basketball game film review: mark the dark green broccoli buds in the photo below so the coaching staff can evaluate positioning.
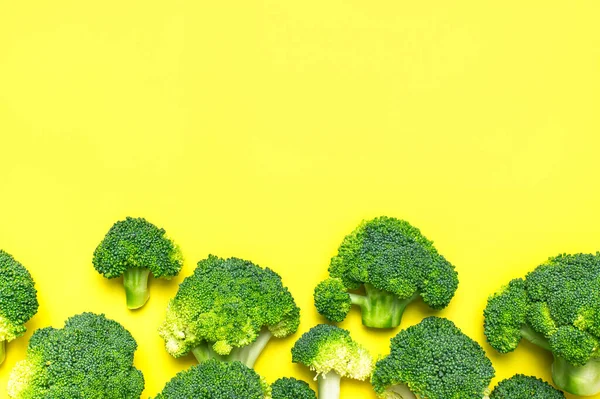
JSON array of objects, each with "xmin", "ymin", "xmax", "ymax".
[
  {"xmin": 489, "ymin": 374, "xmax": 564, "ymax": 399},
  {"xmin": 0, "ymin": 250, "xmax": 38, "ymax": 365},
  {"xmin": 371, "ymin": 317, "xmax": 495, "ymax": 399},
  {"xmin": 271, "ymin": 377, "xmax": 317, "ymax": 399},
  {"xmin": 291, "ymin": 324, "xmax": 373, "ymax": 399},
  {"xmin": 314, "ymin": 217, "xmax": 458, "ymax": 328},
  {"xmin": 7, "ymin": 312, "xmax": 144, "ymax": 399},
  {"xmin": 93, "ymin": 217, "xmax": 183, "ymax": 309},
  {"xmin": 154, "ymin": 360, "xmax": 270, "ymax": 399},
  {"xmin": 483, "ymin": 252, "xmax": 600, "ymax": 396},
  {"xmin": 159, "ymin": 255, "xmax": 300, "ymax": 367}
]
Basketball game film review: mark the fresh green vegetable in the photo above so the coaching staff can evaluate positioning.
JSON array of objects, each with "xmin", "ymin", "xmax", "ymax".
[
  {"xmin": 7, "ymin": 312, "xmax": 144, "ymax": 399},
  {"xmin": 0, "ymin": 250, "xmax": 38, "ymax": 366},
  {"xmin": 92, "ymin": 216, "xmax": 183, "ymax": 309},
  {"xmin": 489, "ymin": 374, "xmax": 564, "ymax": 399},
  {"xmin": 314, "ymin": 217, "xmax": 458, "ymax": 328},
  {"xmin": 291, "ymin": 324, "xmax": 373, "ymax": 399},
  {"xmin": 271, "ymin": 377, "xmax": 317, "ymax": 399},
  {"xmin": 159, "ymin": 255, "xmax": 300, "ymax": 367},
  {"xmin": 371, "ymin": 316, "xmax": 494, "ymax": 399},
  {"xmin": 484, "ymin": 252, "xmax": 600, "ymax": 396},
  {"xmin": 154, "ymin": 359, "xmax": 270, "ymax": 399}
]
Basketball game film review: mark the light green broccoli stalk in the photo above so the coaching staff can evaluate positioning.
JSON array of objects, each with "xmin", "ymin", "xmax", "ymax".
[
  {"xmin": 0, "ymin": 250, "xmax": 38, "ymax": 365},
  {"xmin": 154, "ymin": 359, "xmax": 270, "ymax": 399},
  {"xmin": 489, "ymin": 374, "xmax": 565, "ymax": 399},
  {"xmin": 7, "ymin": 312, "xmax": 144, "ymax": 398},
  {"xmin": 271, "ymin": 377, "xmax": 317, "ymax": 399},
  {"xmin": 483, "ymin": 252, "xmax": 600, "ymax": 396},
  {"xmin": 371, "ymin": 317, "xmax": 495, "ymax": 399},
  {"xmin": 291, "ymin": 324, "xmax": 373, "ymax": 399},
  {"xmin": 158, "ymin": 255, "xmax": 300, "ymax": 368},
  {"xmin": 92, "ymin": 216, "xmax": 183, "ymax": 309},
  {"xmin": 314, "ymin": 217, "xmax": 458, "ymax": 328}
]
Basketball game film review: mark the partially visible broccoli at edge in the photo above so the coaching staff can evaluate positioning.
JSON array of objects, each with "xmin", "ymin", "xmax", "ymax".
[
  {"xmin": 92, "ymin": 216, "xmax": 183, "ymax": 309},
  {"xmin": 489, "ymin": 374, "xmax": 565, "ymax": 399},
  {"xmin": 484, "ymin": 253, "xmax": 600, "ymax": 396},
  {"xmin": 158, "ymin": 255, "xmax": 300, "ymax": 368},
  {"xmin": 314, "ymin": 217, "xmax": 458, "ymax": 328},
  {"xmin": 271, "ymin": 377, "xmax": 317, "ymax": 399},
  {"xmin": 7, "ymin": 312, "xmax": 144, "ymax": 399},
  {"xmin": 291, "ymin": 324, "xmax": 373, "ymax": 399},
  {"xmin": 371, "ymin": 316, "xmax": 495, "ymax": 399},
  {"xmin": 0, "ymin": 250, "xmax": 38, "ymax": 366},
  {"xmin": 154, "ymin": 359, "xmax": 270, "ymax": 399}
]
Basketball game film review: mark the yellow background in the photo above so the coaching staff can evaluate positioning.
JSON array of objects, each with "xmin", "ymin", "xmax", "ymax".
[{"xmin": 1, "ymin": 1, "xmax": 599, "ymax": 398}]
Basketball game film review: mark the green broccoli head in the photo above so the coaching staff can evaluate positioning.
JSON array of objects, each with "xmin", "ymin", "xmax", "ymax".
[
  {"xmin": 483, "ymin": 252, "xmax": 600, "ymax": 396},
  {"xmin": 158, "ymin": 255, "xmax": 300, "ymax": 368},
  {"xmin": 271, "ymin": 377, "xmax": 317, "ymax": 399},
  {"xmin": 314, "ymin": 217, "xmax": 458, "ymax": 328},
  {"xmin": 7, "ymin": 312, "xmax": 144, "ymax": 399},
  {"xmin": 154, "ymin": 360, "xmax": 270, "ymax": 399},
  {"xmin": 0, "ymin": 250, "xmax": 38, "ymax": 365},
  {"xmin": 92, "ymin": 216, "xmax": 183, "ymax": 309},
  {"xmin": 291, "ymin": 324, "xmax": 373, "ymax": 399},
  {"xmin": 371, "ymin": 316, "xmax": 495, "ymax": 399},
  {"xmin": 489, "ymin": 374, "xmax": 565, "ymax": 399}
]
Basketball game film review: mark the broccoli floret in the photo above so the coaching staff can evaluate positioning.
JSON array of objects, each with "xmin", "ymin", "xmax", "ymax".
[
  {"xmin": 154, "ymin": 359, "xmax": 270, "ymax": 399},
  {"xmin": 314, "ymin": 217, "xmax": 458, "ymax": 328},
  {"xmin": 0, "ymin": 250, "xmax": 38, "ymax": 365},
  {"xmin": 291, "ymin": 324, "xmax": 373, "ymax": 399},
  {"xmin": 158, "ymin": 255, "xmax": 300, "ymax": 368},
  {"xmin": 7, "ymin": 312, "xmax": 144, "ymax": 398},
  {"xmin": 490, "ymin": 374, "xmax": 565, "ymax": 399},
  {"xmin": 483, "ymin": 252, "xmax": 600, "ymax": 396},
  {"xmin": 93, "ymin": 217, "xmax": 183, "ymax": 309},
  {"xmin": 271, "ymin": 377, "xmax": 317, "ymax": 399},
  {"xmin": 371, "ymin": 316, "xmax": 495, "ymax": 399}
]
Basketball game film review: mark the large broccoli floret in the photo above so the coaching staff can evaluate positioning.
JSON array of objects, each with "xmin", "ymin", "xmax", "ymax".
[
  {"xmin": 271, "ymin": 377, "xmax": 317, "ymax": 399},
  {"xmin": 0, "ymin": 250, "xmax": 38, "ymax": 365},
  {"xmin": 154, "ymin": 359, "xmax": 270, "ymax": 399},
  {"xmin": 483, "ymin": 252, "xmax": 600, "ymax": 396},
  {"xmin": 489, "ymin": 374, "xmax": 565, "ymax": 399},
  {"xmin": 314, "ymin": 217, "xmax": 458, "ymax": 328},
  {"xmin": 291, "ymin": 324, "xmax": 373, "ymax": 399},
  {"xmin": 93, "ymin": 216, "xmax": 183, "ymax": 309},
  {"xmin": 158, "ymin": 255, "xmax": 300, "ymax": 367},
  {"xmin": 371, "ymin": 316, "xmax": 495, "ymax": 399},
  {"xmin": 7, "ymin": 312, "xmax": 144, "ymax": 398}
]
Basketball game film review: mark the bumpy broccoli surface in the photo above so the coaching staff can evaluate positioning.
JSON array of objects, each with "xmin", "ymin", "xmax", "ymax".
[
  {"xmin": 7, "ymin": 312, "xmax": 144, "ymax": 399},
  {"xmin": 483, "ymin": 252, "xmax": 600, "ymax": 396},
  {"xmin": 154, "ymin": 359, "xmax": 270, "ymax": 399},
  {"xmin": 93, "ymin": 216, "xmax": 183, "ymax": 309},
  {"xmin": 0, "ymin": 250, "xmax": 38, "ymax": 365},
  {"xmin": 291, "ymin": 324, "xmax": 373, "ymax": 399},
  {"xmin": 159, "ymin": 255, "xmax": 300, "ymax": 367},
  {"xmin": 271, "ymin": 377, "xmax": 317, "ymax": 399},
  {"xmin": 371, "ymin": 316, "xmax": 494, "ymax": 399},
  {"xmin": 489, "ymin": 374, "xmax": 564, "ymax": 399},
  {"xmin": 314, "ymin": 217, "xmax": 458, "ymax": 328}
]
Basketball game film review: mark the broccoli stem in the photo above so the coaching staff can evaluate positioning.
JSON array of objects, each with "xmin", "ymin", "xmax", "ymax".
[
  {"xmin": 552, "ymin": 355, "xmax": 600, "ymax": 396},
  {"xmin": 350, "ymin": 285, "xmax": 419, "ymax": 328},
  {"xmin": 0, "ymin": 339, "xmax": 5, "ymax": 365},
  {"xmin": 191, "ymin": 342, "xmax": 225, "ymax": 363},
  {"xmin": 227, "ymin": 330, "xmax": 272, "ymax": 368},
  {"xmin": 382, "ymin": 384, "xmax": 417, "ymax": 398},
  {"xmin": 318, "ymin": 371, "xmax": 341, "ymax": 399},
  {"xmin": 123, "ymin": 268, "xmax": 151, "ymax": 310},
  {"xmin": 520, "ymin": 325, "xmax": 551, "ymax": 351}
]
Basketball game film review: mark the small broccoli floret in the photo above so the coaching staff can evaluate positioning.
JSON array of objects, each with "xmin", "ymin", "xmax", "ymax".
[
  {"xmin": 314, "ymin": 217, "xmax": 458, "ymax": 328},
  {"xmin": 7, "ymin": 312, "xmax": 144, "ymax": 398},
  {"xmin": 154, "ymin": 359, "xmax": 270, "ymax": 399},
  {"xmin": 490, "ymin": 374, "xmax": 565, "ymax": 399},
  {"xmin": 271, "ymin": 377, "xmax": 317, "ymax": 399},
  {"xmin": 0, "ymin": 250, "xmax": 38, "ymax": 365},
  {"xmin": 93, "ymin": 216, "xmax": 183, "ymax": 309},
  {"xmin": 158, "ymin": 255, "xmax": 300, "ymax": 368},
  {"xmin": 371, "ymin": 316, "xmax": 495, "ymax": 399},
  {"xmin": 291, "ymin": 324, "xmax": 373, "ymax": 399},
  {"xmin": 483, "ymin": 252, "xmax": 600, "ymax": 396}
]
